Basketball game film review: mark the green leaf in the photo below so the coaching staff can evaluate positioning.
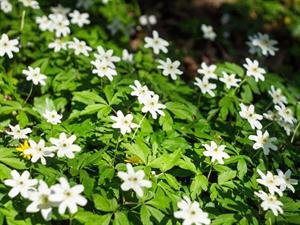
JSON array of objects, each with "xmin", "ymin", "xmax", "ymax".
[
  {"xmin": 113, "ymin": 211, "xmax": 129, "ymax": 225},
  {"xmin": 80, "ymin": 170, "xmax": 95, "ymax": 198},
  {"xmin": 75, "ymin": 211, "xmax": 112, "ymax": 225},
  {"xmin": 80, "ymin": 104, "xmax": 107, "ymax": 116},
  {"xmin": 0, "ymin": 149, "xmax": 26, "ymax": 170},
  {"xmin": 122, "ymin": 140, "xmax": 151, "ymax": 163},
  {"xmin": 149, "ymin": 150, "xmax": 182, "ymax": 172},
  {"xmin": 16, "ymin": 111, "xmax": 29, "ymax": 127},
  {"xmin": 218, "ymin": 170, "xmax": 237, "ymax": 185},
  {"xmin": 237, "ymin": 158, "xmax": 247, "ymax": 179},
  {"xmin": 212, "ymin": 213, "xmax": 239, "ymax": 225},
  {"xmin": 217, "ymin": 62, "xmax": 245, "ymax": 78},
  {"xmin": 166, "ymin": 101, "xmax": 196, "ymax": 121},
  {"xmin": 177, "ymin": 156, "xmax": 197, "ymax": 173},
  {"xmin": 0, "ymin": 163, "xmax": 11, "ymax": 180},
  {"xmin": 163, "ymin": 173, "xmax": 181, "ymax": 190},
  {"xmin": 140, "ymin": 205, "xmax": 153, "ymax": 225},
  {"xmin": 73, "ymin": 91, "xmax": 107, "ymax": 105},
  {"xmin": 93, "ymin": 194, "xmax": 119, "ymax": 212},
  {"xmin": 190, "ymin": 174, "xmax": 208, "ymax": 198},
  {"xmin": 241, "ymin": 85, "xmax": 253, "ymax": 103}
]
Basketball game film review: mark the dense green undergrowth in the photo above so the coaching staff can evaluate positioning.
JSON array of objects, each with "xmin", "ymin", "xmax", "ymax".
[{"xmin": 0, "ymin": 0, "xmax": 300, "ymax": 224}]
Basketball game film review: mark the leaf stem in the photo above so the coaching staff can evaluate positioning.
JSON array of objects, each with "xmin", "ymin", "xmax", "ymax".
[
  {"xmin": 207, "ymin": 163, "xmax": 213, "ymax": 181},
  {"xmin": 20, "ymin": 10, "xmax": 26, "ymax": 32},
  {"xmin": 291, "ymin": 121, "xmax": 300, "ymax": 143},
  {"xmin": 22, "ymin": 83, "xmax": 33, "ymax": 106},
  {"xmin": 233, "ymin": 77, "xmax": 247, "ymax": 94},
  {"xmin": 131, "ymin": 113, "xmax": 147, "ymax": 141}
]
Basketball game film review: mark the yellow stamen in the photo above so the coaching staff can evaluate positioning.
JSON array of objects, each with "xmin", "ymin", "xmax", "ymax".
[{"xmin": 16, "ymin": 140, "xmax": 31, "ymax": 160}]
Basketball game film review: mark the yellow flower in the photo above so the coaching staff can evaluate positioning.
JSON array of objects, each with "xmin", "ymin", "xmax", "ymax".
[
  {"xmin": 124, "ymin": 155, "xmax": 143, "ymax": 165},
  {"xmin": 16, "ymin": 140, "xmax": 31, "ymax": 160}
]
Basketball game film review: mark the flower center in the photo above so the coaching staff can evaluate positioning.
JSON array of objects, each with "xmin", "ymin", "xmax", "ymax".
[
  {"xmin": 129, "ymin": 177, "xmax": 138, "ymax": 182},
  {"xmin": 190, "ymin": 210, "xmax": 196, "ymax": 215},
  {"xmin": 41, "ymin": 195, "xmax": 49, "ymax": 205}
]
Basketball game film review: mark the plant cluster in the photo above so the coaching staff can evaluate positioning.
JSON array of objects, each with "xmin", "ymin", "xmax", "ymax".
[{"xmin": 0, "ymin": 0, "xmax": 300, "ymax": 225}]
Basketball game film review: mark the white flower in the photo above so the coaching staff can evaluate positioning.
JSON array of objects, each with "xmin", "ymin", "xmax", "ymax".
[
  {"xmin": 94, "ymin": 45, "xmax": 120, "ymax": 68},
  {"xmin": 139, "ymin": 14, "xmax": 157, "ymax": 26},
  {"xmin": 263, "ymin": 110, "xmax": 277, "ymax": 121},
  {"xmin": 276, "ymin": 169, "xmax": 298, "ymax": 193},
  {"xmin": 50, "ymin": 4, "xmax": 70, "ymax": 16},
  {"xmin": 194, "ymin": 77, "xmax": 216, "ymax": 97},
  {"xmin": 1, "ymin": 0, "xmax": 12, "ymax": 13},
  {"xmin": 256, "ymin": 169, "xmax": 283, "ymax": 196},
  {"xmin": 22, "ymin": 66, "xmax": 47, "ymax": 86},
  {"xmin": 144, "ymin": 30, "xmax": 169, "ymax": 54},
  {"xmin": 174, "ymin": 196, "xmax": 211, "ymax": 225},
  {"xmin": 268, "ymin": 86, "xmax": 287, "ymax": 105},
  {"xmin": 68, "ymin": 38, "xmax": 92, "ymax": 56},
  {"xmin": 157, "ymin": 58, "xmax": 182, "ymax": 80},
  {"xmin": 49, "ymin": 14, "xmax": 70, "ymax": 37},
  {"xmin": 19, "ymin": 0, "xmax": 39, "ymax": 9},
  {"xmin": 43, "ymin": 110, "xmax": 62, "ymax": 125},
  {"xmin": 91, "ymin": 59, "xmax": 117, "ymax": 81},
  {"xmin": 202, "ymin": 141, "xmax": 229, "ymax": 164},
  {"xmin": 76, "ymin": 0, "xmax": 93, "ymax": 9},
  {"xmin": 255, "ymin": 190, "xmax": 283, "ymax": 216},
  {"xmin": 110, "ymin": 110, "xmax": 139, "ymax": 135},
  {"xmin": 0, "ymin": 33, "xmax": 19, "ymax": 59},
  {"xmin": 247, "ymin": 33, "xmax": 278, "ymax": 56},
  {"xmin": 24, "ymin": 139, "xmax": 55, "ymax": 165},
  {"xmin": 278, "ymin": 119, "xmax": 294, "ymax": 136},
  {"xmin": 6, "ymin": 124, "xmax": 31, "ymax": 139},
  {"xmin": 122, "ymin": 49, "xmax": 133, "ymax": 63},
  {"xmin": 141, "ymin": 94, "xmax": 166, "ymax": 119},
  {"xmin": 219, "ymin": 72, "xmax": 241, "ymax": 89},
  {"xmin": 275, "ymin": 104, "xmax": 296, "ymax": 125},
  {"xmin": 36, "ymin": 16, "xmax": 54, "ymax": 32},
  {"xmin": 50, "ymin": 177, "xmax": 87, "ymax": 215},
  {"xmin": 197, "ymin": 62, "xmax": 218, "ymax": 80},
  {"xmin": 117, "ymin": 163, "xmax": 152, "ymax": 197},
  {"xmin": 243, "ymin": 58, "xmax": 266, "ymax": 82},
  {"xmin": 248, "ymin": 130, "xmax": 277, "ymax": 155},
  {"xmin": 239, "ymin": 103, "xmax": 263, "ymax": 130},
  {"xmin": 48, "ymin": 39, "xmax": 67, "ymax": 52},
  {"xmin": 4, "ymin": 170, "xmax": 37, "ymax": 198},
  {"xmin": 221, "ymin": 14, "xmax": 230, "ymax": 24},
  {"xmin": 50, "ymin": 132, "xmax": 81, "ymax": 158},
  {"xmin": 129, "ymin": 80, "xmax": 154, "ymax": 104},
  {"xmin": 201, "ymin": 24, "xmax": 216, "ymax": 41},
  {"xmin": 107, "ymin": 18, "xmax": 122, "ymax": 35},
  {"xmin": 69, "ymin": 10, "xmax": 90, "ymax": 27},
  {"xmin": 26, "ymin": 181, "xmax": 55, "ymax": 221}
]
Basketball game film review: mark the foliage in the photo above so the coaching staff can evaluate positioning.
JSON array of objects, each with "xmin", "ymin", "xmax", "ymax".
[{"xmin": 0, "ymin": 0, "xmax": 300, "ymax": 225}]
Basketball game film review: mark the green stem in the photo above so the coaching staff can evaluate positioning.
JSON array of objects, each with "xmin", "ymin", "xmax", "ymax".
[
  {"xmin": 263, "ymin": 122, "xmax": 273, "ymax": 130},
  {"xmin": 69, "ymin": 214, "xmax": 73, "ymax": 225},
  {"xmin": 251, "ymin": 149, "xmax": 261, "ymax": 159},
  {"xmin": 233, "ymin": 77, "xmax": 247, "ymax": 94},
  {"xmin": 207, "ymin": 163, "xmax": 214, "ymax": 181},
  {"xmin": 51, "ymin": 124, "xmax": 54, "ymax": 137},
  {"xmin": 111, "ymin": 135, "xmax": 122, "ymax": 166},
  {"xmin": 291, "ymin": 121, "xmax": 300, "ymax": 143},
  {"xmin": 264, "ymin": 101, "xmax": 273, "ymax": 112},
  {"xmin": 20, "ymin": 10, "xmax": 26, "ymax": 32},
  {"xmin": 131, "ymin": 113, "xmax": 147, "ymax": 141},
  {"xmin": 22, "ymin": 84, "xmax": 33, "ymax": 106}
]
